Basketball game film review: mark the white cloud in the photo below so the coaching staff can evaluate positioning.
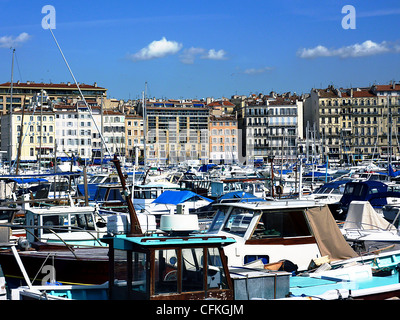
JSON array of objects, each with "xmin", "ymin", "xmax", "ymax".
[
  {"xmin": 0, "ymin": 32, "xmax": 31, "ymax": 48},
  {"xmin": 180, "ymin": 47, "xmax": 206, "ymax": 64},
  {"xmin": 298, "ymin": 40, "xmax": 392, "ymax": 59},
  {"xmin": 244, "ymin": 67, "xmax": 273, "ymax": 74},
  {"xmin": 129, "ymin": 37, "xmax": 182, "ymax": 61},
  {"xmin": 201, "ymin": 49, "xmax": 227, "ymax": 60},
  {"xmin": 179, "ymin": 47, "xmax": 228, "ymax": 64}
]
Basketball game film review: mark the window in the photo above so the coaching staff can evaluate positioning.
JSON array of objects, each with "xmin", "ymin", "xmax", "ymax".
[
  {"xmin": 251, "ymin": 210, "xmax": 311, "ymax": 239},
  {"xmin": 155, "ymin": 249, "xmax": 178, "ymax": 294},
  {"xmin": 222, "ymin": 208, "xmax": 253, "ymax": 236}
]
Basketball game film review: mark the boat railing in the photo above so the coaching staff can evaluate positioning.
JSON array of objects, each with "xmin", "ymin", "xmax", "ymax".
[
  {"xmin": 342, "ymin": 220, "xmax": 397, "ymax": 233},
  {"xmin": 0, "ymin": 223, "xmax": 105, "ymax": 249}
]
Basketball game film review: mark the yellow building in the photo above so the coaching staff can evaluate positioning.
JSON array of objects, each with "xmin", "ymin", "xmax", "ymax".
[
  {"xmin": 306, "ymin": 83, "xmax": 400, "ymax": 163},
  {"xmin": 125, "ymin": 115, "xmax": 144, "ymax": 163},
  {"xmin": 1, "ymin": 108, "xmax": 56, "ymax": 165}
]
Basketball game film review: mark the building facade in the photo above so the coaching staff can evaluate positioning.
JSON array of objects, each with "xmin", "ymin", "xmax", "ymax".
[
  {"xmin": 125, "ymin": 115, "xmax": 144, "ymax": 163},
  {"xmin": 305, "ymin": 82, "xmax": 400, "ymax": 163},
  {"xmin": 238, "ymin": 95, "xmax": 304, "ymax": 164},
  {"xmin": 0, "ymin": 81, "xmax": 107, "ymax": 113},
  {"xmin": 142, "ymin": 100, "xmax": 209, "ymax": 165},
  {"xmin": 209, "ymin": 115, "xmax": 238, "ymax": 163}
]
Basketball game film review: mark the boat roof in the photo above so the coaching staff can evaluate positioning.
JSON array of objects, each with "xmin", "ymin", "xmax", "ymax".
[
  {"xmin": 26, "ymin": 205, "xmax": 95, "ymax": 215},
  {"xmin": 320, "ymin": 179, "xmax": 353, "ymax": 189},
  {"xmin": 216, "ymin": 191, "xmax": 266, "ymax": 202},
  {"xmin": 152, "ymin": 190, "xmax": 212, "ymax": 205},
  {"xmin": 213, "ymin": 199, "xmax": 320, "ymax": 210},
  {"xmin": 107, "ymin": 234, "xmax": 236, "ymax": 250}
]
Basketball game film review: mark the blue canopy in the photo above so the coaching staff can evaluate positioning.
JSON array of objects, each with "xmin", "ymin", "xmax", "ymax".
[
  {"xmin": 198, "ymin": 164, "xmax": 217, "ymax": 172},
  {"xmin": 217, "ymin": 191, "xmax": 266, "ymax": 202},
  {"xmin": 77, "ymin": 183, "xmax": 101, "ymax": 201},
  {"xmin": 389, "ymin": 164, "xmax": 400, "ymax": 177},
  {"xmin": 8, "ymin": 177, "xmax": 48, "ymax": 184},
  {"xmin": 152, "ymin": 190, "xmax": 212, "ymax": 205}
]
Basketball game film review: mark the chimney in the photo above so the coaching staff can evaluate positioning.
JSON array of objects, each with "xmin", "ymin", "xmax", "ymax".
[
  {"xmin": 94, "ymin": 82, "xmax": 97, "ymax": 87},
  {"xmin": 67, "ymin": 82, "xmax": 71, "ymax": 86}
]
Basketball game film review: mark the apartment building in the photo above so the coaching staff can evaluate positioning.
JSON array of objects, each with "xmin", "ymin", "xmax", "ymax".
[
  {"xmin": 209, "ymin": 115, "xmax": 238, "ymax": 164},
  {"xmin": 1, "ymin": 107, "xmax": 56, "ymax": 164},
  {"xmin": 304, "ymin": 82, "xmax": 400, "ymax": 163},
  {"xmin": 142, "ymin": 100, "xmax": 209, "ymax": 165},
  {"xmin": 0, "ymin": 81, "xmax": 107, "ymax": 114},
  {"xmin": 238, "ymin": 94, "xmax": 303, "ymax": 164},
  {"xmin": 125, "ymin": 115, "xmax": 144, "ymax": 163}
]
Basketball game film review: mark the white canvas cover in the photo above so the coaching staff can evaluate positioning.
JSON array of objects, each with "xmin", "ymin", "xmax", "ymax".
[{"xmin": 343, "ymin": 201, "xmax": 396, "ymax": 231}]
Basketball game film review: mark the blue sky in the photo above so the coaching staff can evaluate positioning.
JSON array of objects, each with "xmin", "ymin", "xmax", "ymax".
[{"xmin": 0, "ymin": 0, "xmax": 399, "ymax": 100}]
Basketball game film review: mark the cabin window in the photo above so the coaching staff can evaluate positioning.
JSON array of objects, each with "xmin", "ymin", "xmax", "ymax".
[
  {"xmin": 206, "ymin": 248, "xmax": 229, "ymax": 289},
  {"xmin": 130, "ymin": 251, "xmax": 147, "ymax": 294},
  {"xmin": 155, "ymin": 249, "xmax": 178, "ymax": 294},
  {"xmin": 154, "ymin": 247, "xmax": 229, "ymax": 296},
  {"xmin": 71, "ymin": 214, "xmax": 95, "ymax": 230},
  {"xmin": 42, "ymin": 215, "xmax": 69, "ymax": 234},
  {"xmin": 207, "ymin": 207, "xmax": 229, "ymax": 233},
  {"xmin": 107, "ymin": 189, "xmax": 124, "ymax": 202},
  {"xmin": 182, "ymin": 248, "xmax": 204, "ymax": 292},
  {"xmin": 251, "ymin": 210, "xmax": 311, "ymax": 239},
  {"xmin": 111, "ymin": 249, "xmax": 147, "ymax": 299},
  {"xmin": 344, "ymin": 184, "xmax": 367, "ymax": 197},
  {"xmin": 368, "ymin": 188, "xmax": 379, "ymax": 194},
  {"xmin": 222, "ymin": 208, "xmax": 253, "ymax": 236}
]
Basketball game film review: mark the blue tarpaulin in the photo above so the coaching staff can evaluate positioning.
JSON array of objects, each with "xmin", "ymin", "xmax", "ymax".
[
  {"xmin": 199, "ymin": 164, "xmax": 217, "ymax": 172},
  {"xmin": 152, "ymin": 190, "xmax": 212, "ymax": 205},
  {"xmin": 389, "ymin": 164, "xmax": 400, "ymax": 177},
  {"xmin": 77, "ymin": 184, "xmax": 101, "ymax": 201},
  {"xmin": 8, "ymin": 178, "xmax": 48, "ymax": 184}
]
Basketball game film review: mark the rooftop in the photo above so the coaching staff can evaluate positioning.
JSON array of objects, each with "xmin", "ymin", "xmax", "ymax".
[{"xmin": 0, "ymin": 81, "xmax": 106, "ymax": 90}]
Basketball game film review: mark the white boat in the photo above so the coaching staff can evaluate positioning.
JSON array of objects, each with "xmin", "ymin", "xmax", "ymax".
[
  {"xmin": 24, "ymin": 204, "xmax": 108, "ymax": 247},
  {"xmin": 206, "ymin": 200, "xmax": 358, "ymax": 271},
  {"xmin": 341, "ymin": 200, "xmax": 400, "ymax": 244}
]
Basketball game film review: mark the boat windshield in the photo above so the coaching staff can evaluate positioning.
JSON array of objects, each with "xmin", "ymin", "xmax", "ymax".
[
  {"xmin": 207, "ymin": 207, "xmax": 230, "ymax": 233},
  {"xmin": 222, "ymin": 207, "xmax": 254, "ymax": 236}
]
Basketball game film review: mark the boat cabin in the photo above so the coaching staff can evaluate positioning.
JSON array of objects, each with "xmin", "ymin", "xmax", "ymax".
[
  {"xmin": 340, "ymin": 180, "xmax": 400, "ymax": 214},
  {"xmin": 25, "ymin": 206, "xmax": 107, "ymax": 246},
  {"xmin": 210, "ymin": 180, "xmax": 266, "ymax": 199},
  {"xmin": 101, "ymin": 234, "xmax": 235, "ymax": 300}
]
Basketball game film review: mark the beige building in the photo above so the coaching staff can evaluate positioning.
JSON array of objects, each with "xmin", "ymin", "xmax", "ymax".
[
  {"xmin": 304, "ymin": 82, "xmax": 400, "ymax": 163},
  {"xmin": 125, "ymin": 115, "xmax": 144, "ymax": 164},
  {"xmin": 142, "ymin": 100, "xmax": 209, "ymax": 165}
]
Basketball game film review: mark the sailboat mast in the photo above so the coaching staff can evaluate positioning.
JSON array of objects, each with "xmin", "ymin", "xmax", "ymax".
[
  {"xmin": 388, "ymin": 96, "xmax": 392, "ymax": 177},
  {"xmin": 143, "ymin": 82, "xmax": 147, "ymax": 168},
  {"xmin": 9, "ymin": 48, "xmax": 15, "ymax": 173}
]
